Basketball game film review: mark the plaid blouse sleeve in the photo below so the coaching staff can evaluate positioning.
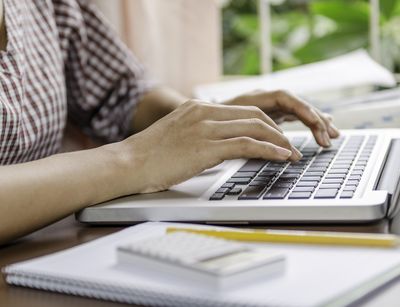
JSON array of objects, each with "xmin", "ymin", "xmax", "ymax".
[{"xmin": 53, "ymin": 0, "xmax": 152, "ymax": 142}]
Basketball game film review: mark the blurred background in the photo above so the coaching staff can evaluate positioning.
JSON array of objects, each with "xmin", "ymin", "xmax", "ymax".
[
  {"xmin": 84, "ymin": 0, "xmax": 400, "ymax": 133},
  {"xmin": 91, "ymin": 0, "xmax": 400, "ymax": 93},
  {"xmin": 222, "ymin": 0, "xmax": 400, "ymax": 75}
]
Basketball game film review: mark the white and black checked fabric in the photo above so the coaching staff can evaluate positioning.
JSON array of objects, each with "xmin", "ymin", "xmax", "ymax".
[{"xmin": 0, "ymin": 0, "xmax": 150, "ymax": 165}]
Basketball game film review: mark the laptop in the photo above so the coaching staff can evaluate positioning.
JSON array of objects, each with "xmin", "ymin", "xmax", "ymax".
[{"xmin": 76, "ymin": 129, "xmax": 400, "ymax": 224}]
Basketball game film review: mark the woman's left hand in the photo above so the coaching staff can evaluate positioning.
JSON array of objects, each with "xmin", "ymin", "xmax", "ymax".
[{"xmin": 224, "ymin": 90, "xmax": 340, "ymax": 147}]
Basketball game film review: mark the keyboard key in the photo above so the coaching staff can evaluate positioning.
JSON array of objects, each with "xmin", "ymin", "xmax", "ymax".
[
  {"xmin": 290, "ymin": 161, "xmax": 309, "ymax": 167},
  {"xmin": 293, "ymin": 186, "xmax": 315, "ymax": 192},
  {"xmin": 310, "ymin": 162, "xmax": 330, "ymax": 166},
  {"xmin": 279, "ymin": 173, "xmax": 300, "ymax": 179},
  {"xmin": 216, "ymin": 187, "xmax": 230, "ymax": 194},
  {"xmin": 333, "ymin": 159, "xmax": 353, "ymax": 164},
  {"xmin": 238, "ymin": 159, "xmax": 267, "ymax": 172},
  {"xmin": 232, "ymin": 171, "xmax": 257, "ymax": 178},
  {"xmin": 254, "ymin": 175, "xmax": 274, "ymax": 182},
  {"xmin": 314, "ymin": 189, "xmax": 338, "ymax": 199},
  {"xmin": 227, "ymin": 177, "xmax": 252, "ymax": 184},
  {"xmin": 226, "ymin": 187, "xmax": 242, "ymax": 195},
  {"xmin": 307, "ymin": 167, "xmax": 327, "ymax": 172},
  {"xmin": 272, "ymin": 182, "xmax": 293, "ymax": 188},
  {"xmin": 348, "ymin": 175, "xmax": 362, "ymax": 181},
  {"xmin": 269, "ymin": 162, "xmax": 288, "ymax": 167},
  {"xmin": 340, "ymin": 191, "xmax": 354, "ymax": 199},
  {"xmin": 283, "ymin": 169, "xmax": 303, "ymax": 174},
  {"xmin": 319, "ymin": 183, "xmax": 341, "ymax": 189},
  {"xmin": 222, "ymin": 183, "xmax": 235, "ymax": 189},
  {"xmin": 239, "ymin": 185, "xmax": 267, "ymax": 200},
  {"xmin": 275, "ymin": 177, "xmax": 298, "ymax": 183},
  {"xmin": 325, "ymin": 174, "xmax": 346, "ymax": 179},
  {"xmin": 331, "ymin": 164, "xmax": 351, "ymax": 169},
  {"xmin": 303, "ymin": 171, "xmax": 324, "ymax": 177},
  {"xmin": 263, "ymin": 166, "xmax": 283, "ymax": 172},
  {"xmin": 350, "ymin": 170, "xmax": 363, "ymax": 176},
  {"xmin": 322, "ymin": 179, "xmax": 344, "ymax": 185},
  {"xmin": 343, "ymin": 185, "xmax": 357, "ymax": 191},
  {"xmin": 210, "ymin": 193, "xmax": 225, "ymax": 200},
  {"xmin": 355, "ymin": 161, "xmax": 367, "ymax": 166},
  {"xmin": 296, "ymin": 181, "xmax": 319, "ymax": 187},
  {"xmin": 263, "ymin": 187, "xmax": 289, "ymax": 199},
  {"xmin": 346, "ymin": 180, "xmax": 359, "ymax": 186},
  {"xmin": 299, "ymin": 176, "xmax": 321, "ymax": 181},
  {"xmin": 328, "ymin": 169, "xmax": 348, "ymax": 174},
  {"xmin": 249, "ymin": 179, "xmax": 272, "ymax": 186},
  {"xmin": 313, "ymin": 158, "xmax": 332, "ymax": 163},
  {"xmin": 289, "ymin": 192, "xmax": 312, "ymax": 199},
  {"xmin": 259, "ymin": 170, "xmax": 279, "ymax": 176}
]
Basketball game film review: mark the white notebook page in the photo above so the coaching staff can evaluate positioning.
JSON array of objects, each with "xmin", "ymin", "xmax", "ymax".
[{"xmin": 5, "ymin": 222, "xmax": 400, "ymax": 307}]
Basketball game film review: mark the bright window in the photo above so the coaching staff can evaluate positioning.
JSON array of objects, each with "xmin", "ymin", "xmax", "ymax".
[{"xmin": 222, "ymin": 0, "xmax": 400, "ymax": 75}]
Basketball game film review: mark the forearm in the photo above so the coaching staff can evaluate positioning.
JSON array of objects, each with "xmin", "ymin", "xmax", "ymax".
[
  {"xmin": 132, "ymin": 86, "xmax": 188, "ymax": 133},
  {"xmin": 0, "ymin": 143, "xmax": 134, "ymax": 245}
]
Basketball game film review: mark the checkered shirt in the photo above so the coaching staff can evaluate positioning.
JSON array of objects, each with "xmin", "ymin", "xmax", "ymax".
[{"xmin": 0, "ymin": 0, "xmax": 150, "ymax": 164}]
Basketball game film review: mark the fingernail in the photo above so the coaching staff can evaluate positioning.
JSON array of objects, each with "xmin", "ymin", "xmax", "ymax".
[
  {"xmin": 325, "ymin": 133, "xmax": 331, "ymax": 147},
  {"xmin": 320, "ymin": 131, "xmax": 330, "ymax": 147},
  {"xmin": 328, "ymin": 124, "xmax": 340, "ymax": 137},
  {"xmin": 276, "ymin": 147, "xmax": 292, "ymax": 159},
  {"xmin": 292, "ymin": 146, "xmax": 303, "ymax": 160}
]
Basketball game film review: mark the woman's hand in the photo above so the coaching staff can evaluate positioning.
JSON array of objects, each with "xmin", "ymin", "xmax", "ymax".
[
  {"xmin": 224, "ymin": 90, "xmax": 339, "ymax": 147},
  {"xmin": 122, "ymin": 99, "xmax": 303, "ymax": 194}
]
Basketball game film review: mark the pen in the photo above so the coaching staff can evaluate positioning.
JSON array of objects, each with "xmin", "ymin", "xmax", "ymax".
[{"xmin": 166, "ymin": 227, "xmax": 400, "ymax": 248}]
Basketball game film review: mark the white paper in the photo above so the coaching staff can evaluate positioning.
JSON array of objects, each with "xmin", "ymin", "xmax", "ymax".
[
  {"xmin": 5, "ymin": 222, "xmax": 400, "ymax": 307},
  {"xmin": 194, "ymin": 50, "xmax": 396, "ymax": 102}
]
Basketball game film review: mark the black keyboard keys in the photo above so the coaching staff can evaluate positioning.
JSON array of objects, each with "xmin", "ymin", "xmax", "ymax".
[
  {"xmin": 232, "ymin": 171, "xmax": 257, "ymax": 178},
  {"xmin": 263, "ymin": 187, "xmax": 289, "ymax": 199},
  {"xmin": 227, "ymin": 187, "xmax": 242, "ymax": 195},
  {"xmin": 237, "ymin": 159, "xmax": 267, "ymax": 172},
  {"xmin": 239, "ymin": 185, "xmax": 267, "ymax": 200},
  {"xmin": 209, "ymin": 193, "xmax": 225, "ymax": 200},
  {"xmin": 227, "ymin": 177, "xmax": 252, "ymax": 184},
  {"xmin": 296, "ymin": 181, "xmax": 318, "ymax": 187}
]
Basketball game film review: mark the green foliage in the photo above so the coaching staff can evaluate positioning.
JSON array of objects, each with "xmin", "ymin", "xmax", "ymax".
[
  {"xmin": 222, "ymin": 1, "xmax": 260, "ymax": 75},
  {"xmin": 222, "ymin": 0, "xmax": 400, "ymax": 75}
]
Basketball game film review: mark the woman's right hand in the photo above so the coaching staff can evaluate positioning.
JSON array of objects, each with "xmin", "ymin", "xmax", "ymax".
[{"xmin": 118, "ymin": 99, "xmax": 303, "ymax": 194}]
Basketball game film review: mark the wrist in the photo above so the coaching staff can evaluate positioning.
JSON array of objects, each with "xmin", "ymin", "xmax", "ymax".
[{"xmin": 102, "ymin": 138, "xmax": 150, "ymax": 196}]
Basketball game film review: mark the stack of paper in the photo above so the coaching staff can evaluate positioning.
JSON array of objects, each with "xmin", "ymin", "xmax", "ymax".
[{"xmin": 194, "ymin": 50, "xmax": 396, "ymax": 103}]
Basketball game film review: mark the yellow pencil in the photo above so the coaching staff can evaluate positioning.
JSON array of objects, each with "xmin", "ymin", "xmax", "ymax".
[{"xmin": 166, "ymin": 227, "xmax": 400, "ymax": 248}]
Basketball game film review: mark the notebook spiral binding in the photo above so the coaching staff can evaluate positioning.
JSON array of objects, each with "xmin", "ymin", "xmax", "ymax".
[{"xmin": 3, "ymin": 266, "xmax": 288, "ymax": 307}]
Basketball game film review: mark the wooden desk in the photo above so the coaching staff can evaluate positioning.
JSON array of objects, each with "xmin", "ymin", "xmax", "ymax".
[{"xmin": 1, "ymin": 216, "xmax": 400, "ymax": 307}]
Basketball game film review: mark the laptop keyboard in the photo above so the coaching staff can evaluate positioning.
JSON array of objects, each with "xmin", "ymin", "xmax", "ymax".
[{"xmin": 210, "ymin": 135, "xmax": 377, "ymax": 201}]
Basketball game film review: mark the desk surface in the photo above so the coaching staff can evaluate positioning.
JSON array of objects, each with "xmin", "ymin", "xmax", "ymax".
[{"xmin": 1, "ymin": 216, "xmax": 400, "ymax": 307}]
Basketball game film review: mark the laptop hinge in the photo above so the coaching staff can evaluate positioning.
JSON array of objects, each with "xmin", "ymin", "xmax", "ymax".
[{"xmin": 376, "ymin": 139, "xmax": 400, "ymax": 218}]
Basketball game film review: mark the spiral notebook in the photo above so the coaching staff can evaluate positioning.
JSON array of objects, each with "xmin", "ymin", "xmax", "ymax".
[{"xmin": 4, "ymin": 222, "xmax": 400, "ymax": 307}]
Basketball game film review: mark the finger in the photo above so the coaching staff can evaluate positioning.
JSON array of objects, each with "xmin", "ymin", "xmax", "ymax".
[
  {"xmin": 282, "ymin": 114, "xmax": 298, "ymax": 122},
  {"xmin": 273, "ymin": 91, "xmax": 332, "ymax": 147},
  {"xmin": 318, "ymin": 111, "xmax": 340, "ymax": 138},
  {"xmin": 194, "ymin": 103, "xmax": 283, "ymax": 133},
  {"xmin": 214, "ymin": 137, "xmax": 293, "ymax": 161},
  {"xmin": 206, "ymin": 119, "xmax": 302, "ymax": 161}
]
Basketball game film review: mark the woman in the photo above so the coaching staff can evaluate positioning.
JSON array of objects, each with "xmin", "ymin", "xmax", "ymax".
[{"xmin": 0, "ymin": 0, "xmax": 339, "ymax": 244}]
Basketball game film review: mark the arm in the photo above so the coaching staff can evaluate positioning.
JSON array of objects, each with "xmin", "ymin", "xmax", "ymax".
[
  {"xmin": 0, "ymin": 99, "xmax": 302, "ymax": 245},
  {"xmin": 0, "ymin": 144, "xmax": 129, "ymax": 244}
]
